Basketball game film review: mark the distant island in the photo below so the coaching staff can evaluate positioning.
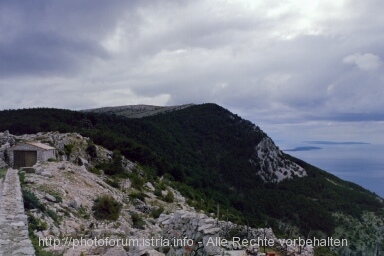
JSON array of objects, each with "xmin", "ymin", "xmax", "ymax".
[
  {"xmin": 305, "ymin": 141, "xmax": 370, "ymax": 145},
  {"xmin": 284, "ymin": 146, "xmax": 322, "ymax": 151}
]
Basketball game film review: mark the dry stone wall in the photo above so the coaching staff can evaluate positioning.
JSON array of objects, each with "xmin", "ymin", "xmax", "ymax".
[
  {"xmin": 158, "ymin": 210, "xmax": 314, "ymax": 256},
  {"xmin": 0, "ymin": 169, "xmax": 35, "ymax": 256},
  {"xmin": 158, "ymin": 210, "xmax": 274, "ymax": 255}
]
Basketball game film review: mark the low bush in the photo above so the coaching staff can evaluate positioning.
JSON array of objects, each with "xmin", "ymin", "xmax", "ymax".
[
  {"xmin": 105, "ymin": 178, "xmax": 120, "ymax": 188},
  {"xmin": 86, "ymin": 143, "xmax": 97, "ymax": 159},
  {"xmin": 77, "ymin": 206, "xmax": 90, "ymax": 219},
  {"xmin": 150, "ymin": 206, "xmax": 164, "ymax": 219},
  {"xmin": 53, "ymin": 194, "xmax": 63, "ymax": 203},
  {"xmin": 92, "ymin": 195, "xmax": 122, "ymax": 221},
  {"xmin": 28, "ymin": 214, "xmax": 48, "ymax": 232},
  {"xmin": 128, "ymin": 191, "xmax": 147, "ymax": 202},
  {"xmin": 164, "ymin": 189, "xmax": 175, "ymax": 203},
  {"xmin": 22, "ymin": 189, "xmax": 45, "ymax": 211},
  {"xmin": 64, "ymin": 144, "xmax": 74, "ymax": 158},
  {"xmin": 129, "ymin": 172, "xmax": 145, "ymax": 190},
  {"xmin": 87, "ymin": 166, "xmax": 101, "ymax": 175},
  {"xmin": 131, "ymin": 212, "xmax": 145, "ymax": 229},
  {"xmin": 0, "ymin": 168, "xmax": 6, "ymax": 179},
  {"xmin": 154, "ymin": 188, "xmax": 163, "ymax": 197},
  {"xmin": 45, "ymin": 208, "xmax": 60, "ymax": 225}
]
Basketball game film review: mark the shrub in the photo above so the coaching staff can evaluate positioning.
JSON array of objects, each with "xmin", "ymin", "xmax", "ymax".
[
  {"xmin": 105, "ymin": 178, "xmax": 120, "ymax": 188},
  {"xmin": 86, "ymin": 143, "xmax": 97, "ymax": 159},
  {"xmin": 129, "ymin": 173, "xmax": 145, "ymax": 190},
  {"xmin": 87, "ymin": 166, "xmax": 101, "ymax": 175},
  {"xmin": 150, "ymin": 206, "xmax": 165, "ymax": 219},
  {"xmin": 92, "ymin": 195, "xmax": 122, "ymax": 221},
  {"xmin": 45, "ymin": 208, "xmax": 60, "ymax": 225},
  {"xmin": 128, "ymin": 192, "xmax": 147, "ymax": 202},
  {"xmin": 22, "ymin": 189, "xmax": 45, "ymax": 211},
  {"xmin": 0, "ymin": 168, "xmax": 7, "ymax": 179},
  {"xmin": 154, "ymin": 188, "xmax": 163, "ymax": 197},
  {"xmin": 28, "ymin": 214, "xmax": 48, "ymax": 231},
  {"xmin": 19, "ymin": 171, "xmax": 26, "ymax": 185},
  {"xmin": 53, "ymin": 194, "xmax": 63, "ymax": 203},
  {"xmin": 77, "ymin": 206, "xmax": 90, "ymax": 219},
  {"xmin": 131, "ymin": 212, "xmax": 145, "ymax": 229},
  {"xmin": 64, "ymin": 144, "xmax": 74, "ymax": 157},
  {"xmin": 97, "ymin": 150, "xmax": 127, "ymax": 176},
  {"xmin": 164, "ymin": 189, "xmax": 175, "ymax": 203}
]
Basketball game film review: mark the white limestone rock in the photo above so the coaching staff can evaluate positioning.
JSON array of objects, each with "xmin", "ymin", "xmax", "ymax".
[{"xmin": 251, "ymin": 137, "xmax": 307, "ymax": 182}]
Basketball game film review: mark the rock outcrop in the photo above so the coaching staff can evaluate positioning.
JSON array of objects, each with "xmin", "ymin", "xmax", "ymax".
[{"xmin": 250, "ymin": 137, "xmax": 307, "ymax": 182}]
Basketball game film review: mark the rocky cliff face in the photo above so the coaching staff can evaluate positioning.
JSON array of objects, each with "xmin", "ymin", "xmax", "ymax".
[{"xmin": 250, "ymin": 137, "xmax": 307, "ymax": 182}]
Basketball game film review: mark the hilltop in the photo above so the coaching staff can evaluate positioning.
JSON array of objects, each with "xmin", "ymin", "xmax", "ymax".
[{"xmin": 81, "ymin": 104, "xmax": 194, "ymax": 118}]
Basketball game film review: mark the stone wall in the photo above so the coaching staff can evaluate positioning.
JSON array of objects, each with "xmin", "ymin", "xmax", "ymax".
[
  {"xmin": 158, "ymin": 210, "xmax": 314, "ymax": 256},
  {"xmin": 0, "ymin": 169, "xmax": 35, "ymax": 256},
  {"xmin": 158, "ymin": 210, "xmax": 277, "ymax": 255}
]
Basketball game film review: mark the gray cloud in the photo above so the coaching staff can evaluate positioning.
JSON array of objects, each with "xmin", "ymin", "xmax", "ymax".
[{"xmin": 1, "ymin": 0, "xmax": 384, "ymax": 142}]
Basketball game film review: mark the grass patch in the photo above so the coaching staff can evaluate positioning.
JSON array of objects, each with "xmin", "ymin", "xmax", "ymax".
[
  {"xmin": 87, "ymin": 166, "xmax": 101, "ymax": 175},
  {"xmin": 0, "ymin": 168, "xmax": 7, "ymax": 179},
  {"xmin": 105, "ymin": 178, "xmax": 120, "ymax": 189},
  {"xmin": 77, "ymin": 206, "xmax": 90, "ymax": 219},
  {"xmin": 45, "ymin": 208, "xmax": 61, "ymax": 225},
  {"xmin": 128, "ymin": 191, "xmax": 147, "ymax": 202}
]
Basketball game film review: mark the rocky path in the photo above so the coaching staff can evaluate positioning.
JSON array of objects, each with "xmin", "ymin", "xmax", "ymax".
[{"xmin": 0, "ymin": 169, "xmax": 35, "ymax": 256}]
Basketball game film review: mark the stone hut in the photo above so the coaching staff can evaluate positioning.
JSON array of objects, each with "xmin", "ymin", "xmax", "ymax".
[{"xmin": 6, "ymin": 142, "xmax": 57, "ymax": 169}]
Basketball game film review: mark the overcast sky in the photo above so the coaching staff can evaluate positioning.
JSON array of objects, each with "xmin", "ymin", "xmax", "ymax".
[{"xmin": 1, "ymin": 0, "xmax": 384, "ymax": 144}]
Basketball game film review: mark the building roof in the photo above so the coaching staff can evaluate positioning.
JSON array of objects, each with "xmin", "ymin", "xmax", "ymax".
[{"xmin": 25, "ymin": 141, "xmax": 56, "ymax": 150}]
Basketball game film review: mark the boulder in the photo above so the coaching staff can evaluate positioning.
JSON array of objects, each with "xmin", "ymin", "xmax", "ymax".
[
  {"xmin": 145, "ymin": 182, "xmax": 155, "ymax": 191},
  {"xmin": 45, "ymin": 194, "xmax": 56, "ymax": 203},
  {"xmin": 77, "ymin": 157, "xmax": 89, "ymax": 167},
  {"xmin": 144, "ymin": 249, "xmax": 166, "ymax": 256},
  {"xmin": 68, "ymin": 197, "xmax": 81, "ymax": 209}
]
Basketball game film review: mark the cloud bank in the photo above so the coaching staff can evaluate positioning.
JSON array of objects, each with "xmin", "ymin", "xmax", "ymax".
[{"xmin": 1, "ymin": 0, "xmax": 384, "ymax": 142}]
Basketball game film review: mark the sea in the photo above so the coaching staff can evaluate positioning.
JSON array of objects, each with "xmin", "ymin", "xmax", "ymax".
[{"xmin": 281, "ymin": 143, "xmax": 384, "ymax": 198}]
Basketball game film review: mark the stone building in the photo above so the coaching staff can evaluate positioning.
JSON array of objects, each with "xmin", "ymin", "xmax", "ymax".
[{"xmin": 6, "ymin": 142, "xmax": 57, "ymax": 169}]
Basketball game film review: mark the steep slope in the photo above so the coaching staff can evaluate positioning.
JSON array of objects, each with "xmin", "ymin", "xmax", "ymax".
[
  {"xmin": 0, "ymin": 104, "xmax": 383, "ymax": 255},
  {"xmin": 1, "ymin": 131, "xmax": 308, "ymax": 256}
]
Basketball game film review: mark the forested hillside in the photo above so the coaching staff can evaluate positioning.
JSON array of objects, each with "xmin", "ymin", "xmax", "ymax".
[{"xmin": 1, "ymin": 104, "xmax": 383, "ymax": 254}]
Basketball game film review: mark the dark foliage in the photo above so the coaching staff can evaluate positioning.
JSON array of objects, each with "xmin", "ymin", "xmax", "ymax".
[{"xmin": 22, "ymin": 189, "xmax": 45, "ymax": 211}]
